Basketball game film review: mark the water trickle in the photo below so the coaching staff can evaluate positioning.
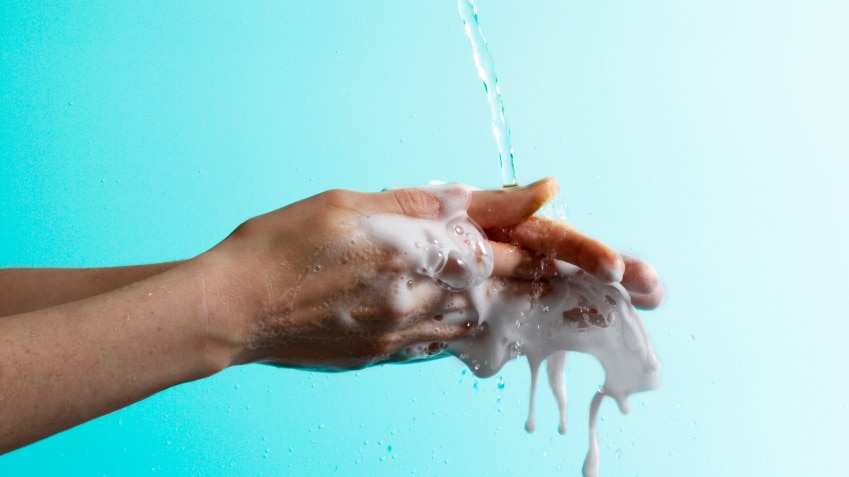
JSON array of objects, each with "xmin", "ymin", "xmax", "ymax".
[{"xmin": 457, "ymin": 0, "xmax": 517, "ymax": 187}]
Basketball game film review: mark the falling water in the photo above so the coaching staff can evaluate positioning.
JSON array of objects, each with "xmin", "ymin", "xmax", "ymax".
[{"xmin": 457, "ymin": 0, "xmax": 518, "ymax": 187}]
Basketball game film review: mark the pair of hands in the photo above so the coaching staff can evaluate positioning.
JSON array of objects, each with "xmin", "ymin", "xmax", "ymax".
[
  {"xmin": 0, "ymin": 178, "xmax": 663, "ymax": 454},
  {"xmin": 201, "ymin": 177, "xmax": 664, "ymax": 371}
]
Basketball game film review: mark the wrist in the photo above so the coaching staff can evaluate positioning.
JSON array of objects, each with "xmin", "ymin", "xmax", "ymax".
[{"xmin": 186, "ymin": 247, "xmax": 270, "ymax": 370}]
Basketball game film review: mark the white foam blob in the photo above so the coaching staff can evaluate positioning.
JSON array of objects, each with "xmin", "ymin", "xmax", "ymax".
[
  {"xmin": 362, "ymin": 184, "xmax": 493, "ymax": 292},
  {"xmin": 361, "ymin": 183, "xmax": 660, "ymax": 477}
]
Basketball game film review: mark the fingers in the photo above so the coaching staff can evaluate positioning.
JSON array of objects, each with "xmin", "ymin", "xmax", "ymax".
[
  {"xmin": 357, "ymin": 181, "xmax": 664, "ymax": 310},
  {"xmin": 490, "ymin": 241, "xmax": 665, "ymax": 308},
  {"xmin": 620, "ymin": 255, "xmax": 664, "ymax": 309},
  {"xmin": 506, "ymin": 217, "xmax": 625, "ymax": 283},
  {"xmin": 468, "ymin": 177, "xmax": 559, "ymax": 228},
  {"xmin": 621, "ymin": 255, "xmax": 660, "ymax": 295},
  {"xmin": 630, "ymin": 283, "xmax": 665, "ymax": 310},
  {"xmin": 490, "ymin": 242, "xmax": 558, "ymax": 280}
]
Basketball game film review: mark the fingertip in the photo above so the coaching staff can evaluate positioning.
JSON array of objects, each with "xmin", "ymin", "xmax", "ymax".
[
  {"xmin": 470, "ymin": 179, "xmax": 558, "ymax": 228},
  {"xmin": 525, "ymin": 176, "xmax": 559, "ymax": 198},
  {"xmin": 654, "ymin": 283, "xmax": 666, "ymax": 307},
  {"xmin": 631, "ymin": 283, "xmax": 665, "ymax": 310},
  {"xmin": 599, "ymin": 250, "xmax": 625, "ymax": 284},
  {"xmin": 523, "ymin": 177, "xmax": 559, "ymax": 213},
  {"xmin": 581, "ymin": 235, "xmax": 624, "ymax": 283},
  {"xmin": 622, "ymin": 255, "xmax": 661, "ymax": 295}
]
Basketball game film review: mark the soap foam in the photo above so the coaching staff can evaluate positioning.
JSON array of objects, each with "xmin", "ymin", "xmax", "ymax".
[{"xmin": 361, "ymin": 183, "xmax": 660, "ymax": 477}]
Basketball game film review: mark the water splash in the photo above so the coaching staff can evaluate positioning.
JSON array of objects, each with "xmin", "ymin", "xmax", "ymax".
[{"xmin": 458, "ymin": 0, "xmax": 518, "ymax": 187}]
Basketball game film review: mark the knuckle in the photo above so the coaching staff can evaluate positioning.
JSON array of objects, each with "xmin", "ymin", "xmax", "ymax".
[
  {"xmin": 319, "ymin": 188, "xmax": 355, "ymax": 209},
  {"xmin": 391, "ymin": 188, "xmax": 439, "ymax": 218},
  {"xmin": 380, "ymin": 296, "xmax": 414, "ymax": 323},
  {"xmin": 229, "ymin": 216, "xmax": 261, "ymax": 240},
  {"xmin": 381, "ymin": 251, "xmax": 409, "ymax": 274}
]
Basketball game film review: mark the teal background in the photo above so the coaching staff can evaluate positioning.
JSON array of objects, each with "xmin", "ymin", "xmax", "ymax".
[{"xmin": 2, "ymin": 1, "xmax": 848, "ymax": 475}]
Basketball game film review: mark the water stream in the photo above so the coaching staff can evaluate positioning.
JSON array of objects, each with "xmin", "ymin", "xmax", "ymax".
[
  {"xmin": 457, "ymin": 0, "xmax": 518, "ymax": 187},
  {"xmin": 454, "ymin": 4, "xmax": 661, "ymax": 476}
]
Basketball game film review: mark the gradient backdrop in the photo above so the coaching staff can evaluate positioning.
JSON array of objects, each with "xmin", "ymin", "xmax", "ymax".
[{"xmin": 2, "ymin": 1, "xmax": 848, "ymax": 475}]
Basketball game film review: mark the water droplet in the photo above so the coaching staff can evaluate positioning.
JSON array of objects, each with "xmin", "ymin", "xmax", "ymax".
[
  {"xmin": 497, "ymin": 376, "xmax": 505, "ymax": 390},
  {"xmin": 454, "ymin": 224, "xmax": 465, "ymax": 235}
]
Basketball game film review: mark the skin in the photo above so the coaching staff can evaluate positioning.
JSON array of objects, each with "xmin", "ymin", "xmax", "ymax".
[{"xmin": 0, "ymin": 177, "xmax": 663, "ymax": 454}]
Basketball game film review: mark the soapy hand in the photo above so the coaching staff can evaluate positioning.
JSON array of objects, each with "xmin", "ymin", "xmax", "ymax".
[
  {"xmin": 203, "ymin": 178, "xmax": 663, "ymax": 371},
  {"xmin": 0, "ymin": 177, "xmax": 664, "ymax": 453}
]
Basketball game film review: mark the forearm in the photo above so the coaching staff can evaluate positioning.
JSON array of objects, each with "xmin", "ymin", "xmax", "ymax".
[
  {"xmin": 0, "ymin": 262, "xmax": 184, "ymax": 317},
  {"xmin": 0, "ymin": 259, "xmax": 236, "ymax": 454}
]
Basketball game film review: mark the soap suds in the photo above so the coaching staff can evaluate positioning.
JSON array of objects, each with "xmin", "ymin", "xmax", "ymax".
[{"xmin": 361, "ymin": 183, "xmax": 660, "ymax": 476}]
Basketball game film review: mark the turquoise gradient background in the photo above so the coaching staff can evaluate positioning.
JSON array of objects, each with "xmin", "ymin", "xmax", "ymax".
[{"xmin": 2, "ymin": 1, "xmax": 848, "ymax": 475}]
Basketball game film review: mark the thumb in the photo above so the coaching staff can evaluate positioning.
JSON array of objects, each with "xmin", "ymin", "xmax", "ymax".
[{"xmin": 469, "ymin": 177, "xmax": 559, "ymax": 228}]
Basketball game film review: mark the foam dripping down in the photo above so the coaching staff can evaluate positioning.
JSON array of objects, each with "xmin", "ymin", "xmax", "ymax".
[{"xmin": 361, "ymin": 183, "xmax": 661, "ymax": 477}]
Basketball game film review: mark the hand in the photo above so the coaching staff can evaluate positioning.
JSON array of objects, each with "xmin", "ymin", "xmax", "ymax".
[{"xmin": 200, "ymin": 178, "xmax": 663, "ymax": 371}]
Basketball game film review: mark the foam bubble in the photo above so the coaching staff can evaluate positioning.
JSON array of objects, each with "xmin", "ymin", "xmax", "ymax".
[
  {"xmin": 362, "ymin": 184, "xmax": 493, "ymax": 292},
  {"xmin": 360, "ymin": 183, "xmax": 660, "ymax": 476}
]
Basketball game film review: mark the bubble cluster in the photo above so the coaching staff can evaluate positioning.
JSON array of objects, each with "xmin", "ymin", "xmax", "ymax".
[{"xmin": 362, "ymin": 183, "xmax": 493, "ymax": 293}]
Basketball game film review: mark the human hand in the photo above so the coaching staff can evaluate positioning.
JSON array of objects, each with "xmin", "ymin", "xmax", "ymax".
[
  {"xmin": 198, "ymin": 178, "xmax": 663, "ymax": 371},
  {"xmin": 484, "ymin": 214, "xmax": 664, "ymax": 310}
]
